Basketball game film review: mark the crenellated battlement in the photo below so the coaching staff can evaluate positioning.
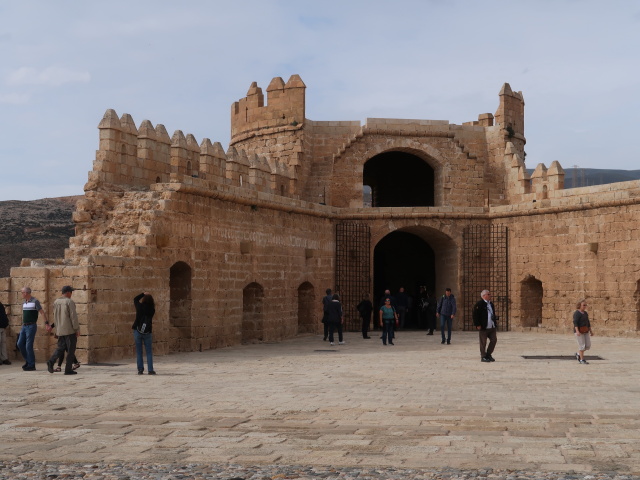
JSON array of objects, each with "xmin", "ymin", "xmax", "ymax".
[
  {"xmin": 85, "ymin": 110, "xmax": 298, "ymax": 204},
  {"xmin": 230, "ymin": 75, "xmax": 306, "ymax": 141}
]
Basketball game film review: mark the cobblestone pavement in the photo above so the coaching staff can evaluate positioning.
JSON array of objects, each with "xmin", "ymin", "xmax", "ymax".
[{"xmin": 1, "ymin": 331, "xmax": 640, "ymax": 477}]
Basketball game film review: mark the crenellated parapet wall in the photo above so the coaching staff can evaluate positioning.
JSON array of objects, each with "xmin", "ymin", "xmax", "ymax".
[
  {"xmin": 230, "ymin": 75, "xmax": 306, "ymax": 141},
  {"xmin": 504, "ymin": 139, "xmax": 566, "ymax": 203},
  {"xmin": 86, "ymin": 109, "xmax": 297, "ymax": 200}
]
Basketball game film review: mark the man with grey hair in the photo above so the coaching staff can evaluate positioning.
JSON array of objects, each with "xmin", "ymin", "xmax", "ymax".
[
  {"xmin": 472, "ymin": 289, "xmax": 498, "ymax": 362},
  {"xmin": 18, "ymin": 286, "xmax": 51, "ymax": 371}
]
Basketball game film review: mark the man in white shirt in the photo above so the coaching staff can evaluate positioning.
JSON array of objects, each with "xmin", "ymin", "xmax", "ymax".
[{"xmin": 472, "ymin": 290, "xmax": 498, "ymax": 362}]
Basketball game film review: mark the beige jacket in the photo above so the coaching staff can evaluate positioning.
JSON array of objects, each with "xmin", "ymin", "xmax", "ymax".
[{"xmin": 53, "ymin": 296, "xmax": 79, "ymax": 336}]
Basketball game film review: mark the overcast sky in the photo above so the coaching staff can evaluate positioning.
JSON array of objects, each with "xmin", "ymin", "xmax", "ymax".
[{"xmin": 1, "ymin": 1, "xmax": 639, "ymax": 201}]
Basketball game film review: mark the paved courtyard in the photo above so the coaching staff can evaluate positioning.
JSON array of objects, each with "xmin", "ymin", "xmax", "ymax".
[{"xmin": 1, "ymin": 331, "xmax": 640, "ymax": 475}]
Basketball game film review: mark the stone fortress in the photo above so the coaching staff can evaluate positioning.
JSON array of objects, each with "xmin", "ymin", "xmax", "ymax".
[{"xmin": 2, "ymin": 74, "xmax": 640, "ymax": 364}]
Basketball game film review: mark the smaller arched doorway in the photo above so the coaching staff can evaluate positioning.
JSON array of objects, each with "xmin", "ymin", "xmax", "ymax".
[
  {"xmin": 242, "ymin": 282, "xmax": 264, "ymax": 343},
  {"xmin": 520, "ymin": 275, "xmax": 543, "ymax": 328},
  {"xmin": 297, "ymin": 282, "xmax": 315, "ymax": 334}
]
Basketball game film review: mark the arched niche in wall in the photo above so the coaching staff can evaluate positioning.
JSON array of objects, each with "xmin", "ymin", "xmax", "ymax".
[
  {"xmin": 170, "ymin": 261, "xmax": 192, "ymax": 334},
  {"xmin": 297, "ymin": 282, "xmax": 315, "ymax": 334},
  {"xmin": 242, "ymin": 282, "xmax": 264, "ymax": 343},
  {"xmin": 520, "ymin": 275, "xmax": 543, "ymax": 328}
]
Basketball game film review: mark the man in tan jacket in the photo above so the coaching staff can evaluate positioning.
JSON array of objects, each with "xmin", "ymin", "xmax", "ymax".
[{"xmin": 46, "ymin": 286, "xmax": 79, "ymax": 375}]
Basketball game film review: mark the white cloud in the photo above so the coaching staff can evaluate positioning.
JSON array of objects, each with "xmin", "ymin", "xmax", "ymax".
[
  {"xmin": 6, "ymin": 67, "xmax": 90, "ymax": 87},
  {"xmin": 0, "ymin": 92, "xmax": 30, "ymax": 104}
]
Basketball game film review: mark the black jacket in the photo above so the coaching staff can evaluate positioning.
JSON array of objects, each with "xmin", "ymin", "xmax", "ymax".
[
  {"xmin": 472, "ymin": 299, "xmax": 497, "ymax": 330},
  {"xmin": 326, "ymin": 300, "xmax": 343, "ymax": 324},
  {"xmin": 132, "ymin": 293, "xmax": 155, "ymax": 333},
  {"xmin": 0, "ymin": 302, "xmax": 8, "ymax": 329}
]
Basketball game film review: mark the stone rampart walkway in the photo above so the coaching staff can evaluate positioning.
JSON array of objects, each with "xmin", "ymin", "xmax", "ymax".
[{"xmin": 1, "ymin": 331, "xmax": 640, "ymax": 475}]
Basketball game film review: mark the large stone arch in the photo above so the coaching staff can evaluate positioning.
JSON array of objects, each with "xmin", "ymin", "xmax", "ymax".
[
  {"xmin": 332, "ymin": 136, "xmax": 453, "ymax": 208},
  {"xmin": 363, "ymin": 150, "xmax": 435, "ymax": 207},
  {"xmin": 371, "ymin": 223, "xmax": 459, "ymax": 329}
]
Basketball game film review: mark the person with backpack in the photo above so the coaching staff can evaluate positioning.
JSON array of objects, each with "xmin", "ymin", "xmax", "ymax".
[
  {"xmin": 436, "ymin": 288, "xmax": 456, "ymax": 345},
  {"xmin": 132, "ymin": 292, "xmax": 156, "ymax": 375}
]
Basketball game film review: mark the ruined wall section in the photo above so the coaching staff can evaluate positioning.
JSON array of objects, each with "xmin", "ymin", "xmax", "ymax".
[
  {"xmin": 492, "ymin": 180, "xmax": 640, "ymax": 336},
  {"xmin": 1, "ymin": 265, "xmax": 98, "ymax": 364}
]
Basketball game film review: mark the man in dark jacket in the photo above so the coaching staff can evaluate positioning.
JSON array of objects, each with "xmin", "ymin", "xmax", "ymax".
[
  {"xmin": 472, "ymin": 290, "xmax": 498, "ymax": 362},
  {"xmin": 356, "ymin": 294, "xmax": 373, "ymax": 339},
  {"xmin": 436, "ymin": 288, "xmax": 456, "ymax": 345}
]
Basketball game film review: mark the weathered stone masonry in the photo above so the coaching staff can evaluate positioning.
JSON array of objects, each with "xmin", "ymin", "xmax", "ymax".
[{"xmin": 2, "ymin": 75, "xmax": 640, "ymax": 364}]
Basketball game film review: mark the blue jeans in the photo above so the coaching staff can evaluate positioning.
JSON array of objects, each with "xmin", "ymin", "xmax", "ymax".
[
  {"xmin": 382, "ymin": 319, "xmax": 395, "ymax": 344},
  {"xmin": 441, "ymin": 315, "xmax": 453, "ymax": 342},
  {"xmin": 134, "ymin": 330, "xmax": 154, "ymax": 372},
  {"xmin": 17, "ymin": 323, "xmax": 37, "ymax": 368}
]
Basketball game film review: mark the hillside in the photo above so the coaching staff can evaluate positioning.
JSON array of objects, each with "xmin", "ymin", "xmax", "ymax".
[{"xmin": 0, "ymin": 196, "xmax": 80, "ymax": 278}]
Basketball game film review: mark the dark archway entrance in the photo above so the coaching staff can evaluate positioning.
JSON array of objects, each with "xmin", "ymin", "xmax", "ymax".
[
  {"xmin": 363, "ymin": 151, "xmax": 434, "ymax": 207},
  {"xmin": 373, "ymin": 231, "xmax": 435, "ymax": 329}
]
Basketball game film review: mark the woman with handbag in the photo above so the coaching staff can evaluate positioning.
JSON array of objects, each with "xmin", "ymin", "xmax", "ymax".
[
  {"xmin": 379, "ymin": 298, "xmax": 398, "ymax": 345},
  {"xmin": 133, "ymin": 292, "xmax": 156, "ymax": 375},
  {"xmin": 573, "ymin": 299, "xmax": 593, "ymax": 364}
]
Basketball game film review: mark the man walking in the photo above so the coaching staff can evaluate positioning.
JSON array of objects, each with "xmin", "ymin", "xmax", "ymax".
[
  {"xmin": 436, "ymin": 288, "xmax": 456, "ymax": 344},
  {"xmin": 18, "ymin": 286, "xmax": 51, "ymax": 371},
  {"xmin": 47, "ymin": 286, "xmax": 80, "ymax": 375},
  {"xmin": 472, "ymin": 290, "xmax": 498, "ymax": 362}
]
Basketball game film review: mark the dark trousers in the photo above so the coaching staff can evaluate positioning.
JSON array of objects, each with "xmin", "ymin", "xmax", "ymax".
[
  {"xmin": 49, "ymin": 334, "xmax": 78, "ymax": 373},
  {"xmin": 479, "ymin": 328, "xmax": 497, "ymax": 357},
  {"xmin": 441, "ymin": 315, "xmax": 453, "ymax": 342},
  {"xmin": 361, "ymin": 314, "xmax": 370, "ymax": 337},
  {"xmin": 328, "ymin": 323, "xmax": 343, "ymax": 343},
  {"xmin": 323, "ymin": 321, "xmax": 329, "ymax": 339},
  {"xmin": 382, "ymin": 320, "xmax": 395, "ymax": 344}
]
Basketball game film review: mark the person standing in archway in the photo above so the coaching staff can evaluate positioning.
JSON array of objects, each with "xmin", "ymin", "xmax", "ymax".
[
  {"xmin": 573, "ymin": 299, "xmax": 593, "ymax": 365},
  {"xmin": 472, "ymin": 290, "xmax": 498, "ymax": 362},
  {"xmin": 379, "ymin": 298, "xmax": 398, "ymax": 345},
  {"xmin": 395, "ymin": 287, "xmax": 409, "ymax": 329},
  {"xmin": 357, "ymin": 294, "xmax": 373, "ymax": 339},
  {"xmin": 436, "ymin": 288, "xmax": 456, "ymax": 345}
]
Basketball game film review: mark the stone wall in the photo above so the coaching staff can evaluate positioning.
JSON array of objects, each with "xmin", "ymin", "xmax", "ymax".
[{"xmin": 4, "ymin": 74, "xmax": 640, "ymax": 366}]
